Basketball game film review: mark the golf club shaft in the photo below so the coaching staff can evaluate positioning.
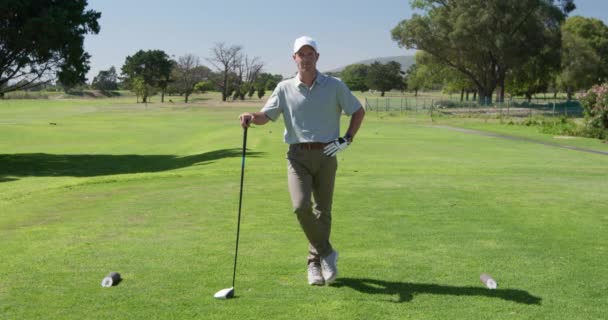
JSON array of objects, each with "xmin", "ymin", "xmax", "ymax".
[{"xmin": 232, "ymin": 127, "xmax": 247, "ymax": 288}]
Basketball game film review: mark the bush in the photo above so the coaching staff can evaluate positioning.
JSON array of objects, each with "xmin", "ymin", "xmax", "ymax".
[
  {"xmin": 581, "ymin": 124, "xmax": 608, "ymax": 140},
  {"xmin": 3, "ymin": 91, "xmax": 49, "ymax": 99},
  {"xmin": 516, "ymin": 116, "xmax": 582, "ymax": 137},
  {"xmin": 578, "ymin": 84, "xmax": 608, "ymax": 139},
  {"xmin": 539, "ymin": 116, "xmax": 580, "ymax": 136}
]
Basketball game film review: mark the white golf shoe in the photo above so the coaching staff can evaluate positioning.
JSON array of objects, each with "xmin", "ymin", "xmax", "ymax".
[
  {"xmin": 308, "ymin": 262, "xmax": 325, "ymax": 286},
  {"xmin": 320, "ymin": 250, "xmax": 338, "ymax": 283}
]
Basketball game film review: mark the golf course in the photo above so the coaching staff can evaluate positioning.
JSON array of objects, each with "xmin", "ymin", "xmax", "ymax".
[{"xmin": 1, "ymin": 94, "xmax": 606, "ymax": 319}]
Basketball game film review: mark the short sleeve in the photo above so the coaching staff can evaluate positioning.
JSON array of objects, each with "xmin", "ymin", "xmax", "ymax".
[
  {"xmin": 336, "ymin": 80, "xmax": 362, "ymax": 116},
  {"xmin": 261, "ymin": 86, "xmax": 282, "ymax": 121}
]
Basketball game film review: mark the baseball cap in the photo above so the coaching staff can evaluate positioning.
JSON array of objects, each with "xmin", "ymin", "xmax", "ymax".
[{"xmin": 293, "ymin": 36, "xmax": 318, "ymax": 53}]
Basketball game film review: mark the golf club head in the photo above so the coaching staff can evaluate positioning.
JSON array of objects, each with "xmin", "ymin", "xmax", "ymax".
[
  {"xmin": 214, "ymin": 287, "xmax": 234, "ymax": 299},
  {"xmin": 480, "ymin": 273, "xmax": 497, "ymax": 289},
  {"xmin": 101, "ymin": 272, "xmax": 121, "ymax": 287}
]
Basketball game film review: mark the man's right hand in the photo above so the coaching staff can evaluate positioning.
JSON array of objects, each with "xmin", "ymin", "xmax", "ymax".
[
  {"xmin": 239, "ymin": 112, "xmax": 270, "ymax": 128},
  {"xmin": 239, "ymin": 113, "xmax": 254, "ymax": 128}
]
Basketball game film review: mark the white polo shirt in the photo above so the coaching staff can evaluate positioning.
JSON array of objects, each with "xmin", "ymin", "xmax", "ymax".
[{"xmin": 261, "ymin": 71, "xmax": 362, "ymax": 144}]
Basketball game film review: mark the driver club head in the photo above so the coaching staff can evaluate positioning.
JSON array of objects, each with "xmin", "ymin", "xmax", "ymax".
[{"xmin": 214, "ymin": 287, "xmax": 234, "ymax": 299}]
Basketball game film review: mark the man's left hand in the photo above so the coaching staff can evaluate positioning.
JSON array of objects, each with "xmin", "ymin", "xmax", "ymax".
[{"xmin": 323, "ymin": 137, "xmax": 350, "ymax": 157}]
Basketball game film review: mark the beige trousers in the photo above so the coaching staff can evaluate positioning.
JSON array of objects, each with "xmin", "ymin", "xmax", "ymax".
[{"xmin": 287, "ymin": 145, "xmax": 337, "ymax": 265}]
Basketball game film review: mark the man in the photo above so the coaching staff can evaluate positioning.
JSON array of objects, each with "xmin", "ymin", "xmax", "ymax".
[{"xmin": 239, "ymin": 36, "xmax": 365, "ymax": 286}]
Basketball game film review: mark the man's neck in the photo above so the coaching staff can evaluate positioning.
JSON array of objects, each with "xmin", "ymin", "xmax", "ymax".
[{"xmin": 298, "ymin": 70, "xmax": 317, "ymax": 88}]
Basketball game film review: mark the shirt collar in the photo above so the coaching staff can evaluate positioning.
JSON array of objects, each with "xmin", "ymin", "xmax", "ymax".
[{"xmin": 293, "ymin": 70, "xmax": 327, "ymax": 88}]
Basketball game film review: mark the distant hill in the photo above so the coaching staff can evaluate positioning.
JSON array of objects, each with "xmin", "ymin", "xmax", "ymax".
[{"xmin": 325, "ymin": 55, "xmax": 415, "ymax": 74}]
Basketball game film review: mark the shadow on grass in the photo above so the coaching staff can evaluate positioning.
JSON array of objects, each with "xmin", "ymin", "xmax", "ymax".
[
  {"xmin": 332, "ymin": 278, "xmax": 541, "ymax": 305},
  {"xmin": 0, "ymin": 148, "xmax": 262, "ymax": 182}
]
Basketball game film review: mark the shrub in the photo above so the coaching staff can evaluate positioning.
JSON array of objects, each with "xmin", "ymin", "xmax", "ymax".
[
  {"xmin": 4, "ymin": 91, "xmax": 49, "ymax": 99},
  {"xmin": 539, "ymin": 116, "xmax": 580, "ymax": 136},
  {"xmin": 578, "ymin": 84, "xmax": 608, "ymax": 139},
  {"xmin": 515, "ymin": 116, "xmax": 582, "ymax": 137}
]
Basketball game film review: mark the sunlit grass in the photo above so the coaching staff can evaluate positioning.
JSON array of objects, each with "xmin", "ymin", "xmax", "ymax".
[{"xmin": 1, "ymin": 97, "xmax": 606, "ymax": 319}]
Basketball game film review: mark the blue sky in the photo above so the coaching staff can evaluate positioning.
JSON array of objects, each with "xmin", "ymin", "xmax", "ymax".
[{"xmin": 84, "ymin": 0, "xmax": 608, "ymax": 81}]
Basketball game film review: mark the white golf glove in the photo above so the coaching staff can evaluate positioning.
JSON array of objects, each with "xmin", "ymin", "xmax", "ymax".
[{"xmin": 323, "ymin": 137, "xmax": 350, "ymax": 157}]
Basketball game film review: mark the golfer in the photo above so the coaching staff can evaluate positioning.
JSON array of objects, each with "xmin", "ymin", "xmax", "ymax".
[{"xmin": 239, "ymin": 36, "xmax": 365, "ymax": 286}]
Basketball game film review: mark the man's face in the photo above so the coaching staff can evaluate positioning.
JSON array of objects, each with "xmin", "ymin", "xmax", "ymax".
[{"xmin": 293, "ymin": 46, "xmax": 319, "ymax": 73}]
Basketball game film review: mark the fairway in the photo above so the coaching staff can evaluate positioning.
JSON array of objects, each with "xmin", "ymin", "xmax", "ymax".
[{"xmin": 1, "ymin": 98, "xmax": 607, "ymax": 319}]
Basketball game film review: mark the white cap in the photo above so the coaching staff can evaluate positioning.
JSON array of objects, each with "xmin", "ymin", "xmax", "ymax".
[{"xmin": 293, "ymin": 36, "xmax": 318, "ymax": 53}]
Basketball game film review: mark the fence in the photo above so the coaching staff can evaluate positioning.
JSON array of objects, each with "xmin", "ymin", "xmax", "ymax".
[{"xmin": 364, "ymin": 96, "xmax": 584, "ymax": 117}]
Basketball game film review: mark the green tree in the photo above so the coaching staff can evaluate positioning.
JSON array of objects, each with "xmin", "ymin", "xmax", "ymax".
[
  {"xmin": 556, "ymin": 15, "xmax": 608, "ymax": 99},
  {"xmin": 255, "ymin": 73, "xmax": 283, "ymax": 91},
  {"xmin": 562, "ymin": 16, "xmax": 608, "ymax": 82},
  {"xmin": 256, "ymin": 82, "xmax": 266, "ymax": 99},
  {"xmin": 194, "ymin": 80, "xmax": 215, "ymax": 93},
  {"xmin": 392, "ymin": 0, "xmax": 573, "ymax": 104},
  {"xmin": 557, "ymin": 32, "xmax": 600, "ymax": 100},
  {"xmin": 265, "ymin": 78, "xmax": 279, "ymax": 91},
  {"xmin": 0, "ymin": 0, "xmax": 101, "ymax": 97},
  {"xmin": 341, "ymin": 64, "xmax": 369, "ymax": 92},
  {"xmin": 404, "ymin": 64, "xmax": 423, "ymax": 96},
  {"xmin": 506, "ymin": 48, "xmax": 559, "ymax": 102},
  {"xmin": 247, "ymin": 84, "xmax": 256, "ymax": 98},
  {"xmin": 92, "ymin": 66, "xmax": 119, "ymax": 91},
  {"xmin": 131, "ymin": 77, "xmax": 153, "ymax": 104},
  {"xmin": 442, "ymin": 71, "xmax": 477, "ymax": 101},
  {"xmin": 365, "ymin": 61, "xmax": 404, "ymax": 96},
  {"xmin": 405, "ymin": 51, "xmax": 475, "ymax": 100},
  {"xmin": 121, "ymin": 50, "xmax": 173, "ymax": 103},
  {"xmin": 157, "ymin": 63, "xmax": 175, "ymax": 103}
]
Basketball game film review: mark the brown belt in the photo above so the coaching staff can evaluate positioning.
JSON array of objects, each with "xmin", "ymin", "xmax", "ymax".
[{"xmin": 293, "ymin": 142, "xmax": 327, "ymax": 150}]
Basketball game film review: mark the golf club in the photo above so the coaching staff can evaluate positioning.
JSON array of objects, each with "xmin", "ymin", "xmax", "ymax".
[{"xmin": 214, "ymin": 126, "xmax": 248, "ymax": 299}]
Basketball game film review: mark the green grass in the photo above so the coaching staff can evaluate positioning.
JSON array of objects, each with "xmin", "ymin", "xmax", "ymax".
[
  {"xmin": 1, "ymin": 96, "xmax": 607, "ymax": 319},
  {"xmin": 424, "ymin": 114, "xmax": 608, "ymax": 152}
]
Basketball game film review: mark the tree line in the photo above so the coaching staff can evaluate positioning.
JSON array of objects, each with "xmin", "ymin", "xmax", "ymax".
[
  {"xmin": 386, "ymin": 0, "xmax": 608, "ymax": 104},
  {"xmin": 3, "ymin": 0, "xmax": 607, "ymax": 107},
  {"xmin": 339, "ymin": 1, "xmax": 608, "ymax": 105},
  {"xmin": 98, "ymin": 45, "xmax": 282, "ymax": 103},
  {"xmin": 0, "ymin": 1, "xmax": 281, "ymax": 103},
  {"xmin": 336, "ymin": 61, "xmax": 405, "ymax": 97}
]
